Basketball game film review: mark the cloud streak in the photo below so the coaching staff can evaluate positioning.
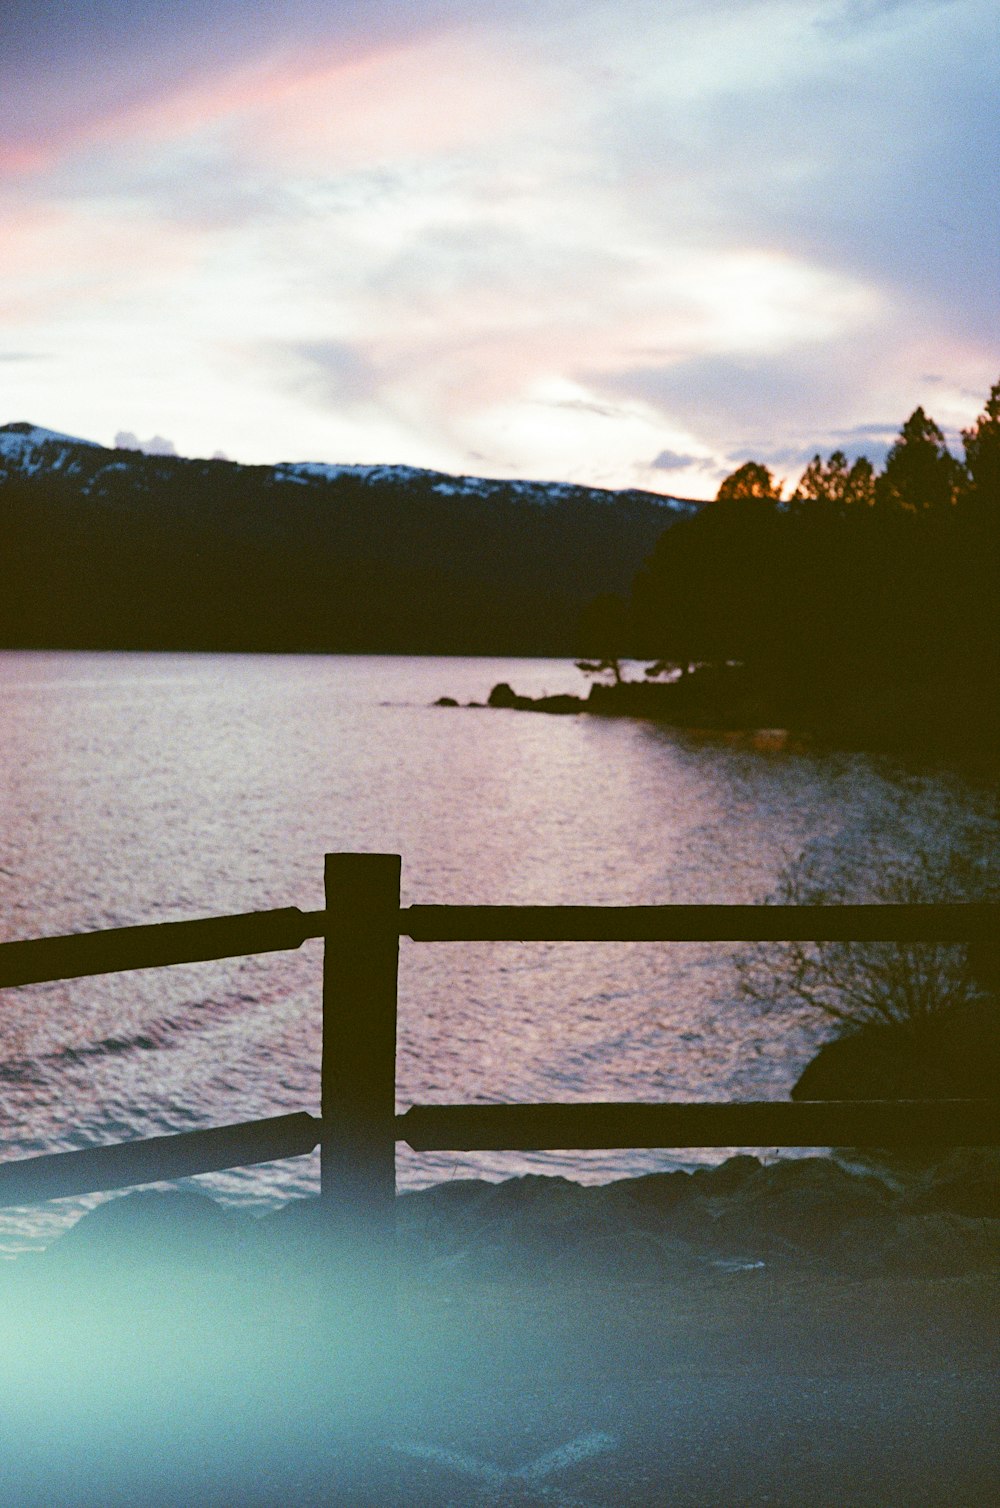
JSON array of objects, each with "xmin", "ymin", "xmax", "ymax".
[{"xmin": 0, "ymin": 1, "xmax": 460, "ymax": 173}]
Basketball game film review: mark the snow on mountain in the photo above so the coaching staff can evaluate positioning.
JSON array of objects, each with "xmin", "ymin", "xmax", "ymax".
[
  {"xmin": 0, "ymin": 422, "xmax": 100, "ymax": 449},
  {"xmin": 0, "ymin": 421, "xmax": 102, "ymax": 478},
  {"xmin": 273, "ymin": 456, "xmax": 699, "ymax": 513},
  {"xmin": 272, "ymin": 460, "xmax": 437, "ymax": 489}
]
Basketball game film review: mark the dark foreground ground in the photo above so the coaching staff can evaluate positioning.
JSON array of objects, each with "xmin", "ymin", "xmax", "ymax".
[{"xmin": 0, "ymin": 1152, "xmax": 997, "ymax": 1506}]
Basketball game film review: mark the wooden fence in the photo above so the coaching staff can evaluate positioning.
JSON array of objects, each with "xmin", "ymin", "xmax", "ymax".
[{"xmin": 0, "ymin": 853, "xmax": 996, "ymax": 1248}]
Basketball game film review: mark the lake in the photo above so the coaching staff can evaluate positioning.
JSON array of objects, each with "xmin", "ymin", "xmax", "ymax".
[{"xmin": 0, "ymin": 651, "xmax": 990, "ymax": 1254}]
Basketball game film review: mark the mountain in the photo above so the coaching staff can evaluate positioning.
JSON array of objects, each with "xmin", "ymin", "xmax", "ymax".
[
  {"xmin": 0, "ymin": 422, "xmax": 701, "ymax": 654},
  {"xmin": 0, "ymin": 422, "xmax": 103, "ymax": 472}
]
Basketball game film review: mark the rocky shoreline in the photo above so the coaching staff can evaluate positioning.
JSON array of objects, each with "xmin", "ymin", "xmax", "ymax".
[
  {"xmin": 7, "ymin": 1146, "xmax": 997, "ymax": 1289},
  {"xmin": 435, "ymin": 671, "xmax": 1000, "ymax": 771},
  {"xmin": 436, "ymin": 664, "xmax": 771, "ymax": 730}
]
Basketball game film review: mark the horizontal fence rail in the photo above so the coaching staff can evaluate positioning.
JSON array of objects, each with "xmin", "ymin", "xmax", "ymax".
[
  {"xmin": 0, "ymin": 908, "xmax": 329, "ymax": 989},
  {"xmin": 0, "ymin": 1113, "xmax": 321, "ymax": 1206},
  {"xmin": 397, "ymin": 1099, "xmax": 1000, "ymax": 1152},
  {"xmin": 403, "ymin": 902, "xmax": 998, "ymax": 944},
  {"xmin": 0, "ymin": 902, "xmax": 994, "ymax": 991}
]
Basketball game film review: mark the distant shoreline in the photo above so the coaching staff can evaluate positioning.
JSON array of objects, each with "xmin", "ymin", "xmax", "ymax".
[{"xmin": 437, "ymin": 670, "xmax": 1000, "ymax": 776}]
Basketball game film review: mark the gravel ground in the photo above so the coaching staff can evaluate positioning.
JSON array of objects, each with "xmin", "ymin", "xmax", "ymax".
[{"xmin": 0, "ymin": 1157, "xmax": 997, "ymax": 1506}]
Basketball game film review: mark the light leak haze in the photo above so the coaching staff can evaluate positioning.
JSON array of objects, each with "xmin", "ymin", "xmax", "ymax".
[{"xmin": 1, "ymin": 0, "xmax": 997, "ymax": 497}]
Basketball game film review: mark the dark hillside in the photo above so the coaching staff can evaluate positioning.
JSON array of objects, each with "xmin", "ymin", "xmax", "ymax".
[{"xmin": 0, "ymin": 425, "xmax": 698, "ymax": 654}]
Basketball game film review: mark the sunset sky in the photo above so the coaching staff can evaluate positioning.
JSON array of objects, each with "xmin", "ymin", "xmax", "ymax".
[{"xmin": 1, "ymin": 0, "xmax": 997, "ymax": 497}]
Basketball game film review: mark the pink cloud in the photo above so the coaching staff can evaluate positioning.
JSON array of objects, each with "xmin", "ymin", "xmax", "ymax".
[
  {"xmin": 231, "ymin": 34, "xmax": 560, "ymax": 171},
  {"xmin": 0, "ymin": 4, "xmax": 469, "ymax": 183},
  {"xmin": 3, "ymin": 28, "xmax": 555, "ymax": 192}
]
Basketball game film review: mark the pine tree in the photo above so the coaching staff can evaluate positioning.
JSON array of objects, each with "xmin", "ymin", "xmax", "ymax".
[
  {"xmin": 875, "ymin": 407, "xmax": 962, "ymax": 510},
  {"xmin": 961, "ymin": 379, "xmax": 1000, "ymax": 509},
  {"xmin": 791, "ymin": 450, "xmax": 875, "ymax": 508}
]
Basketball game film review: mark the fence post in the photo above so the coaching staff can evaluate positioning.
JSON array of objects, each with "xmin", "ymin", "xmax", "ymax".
[{"xmin": 321, "ymin": 853, "xmax": 401, "ymax": 1262}]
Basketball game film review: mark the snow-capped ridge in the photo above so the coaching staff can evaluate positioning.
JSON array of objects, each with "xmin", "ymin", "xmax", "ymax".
[
  {"xmin": 273, "ymin": 457, "xmax": 699, "ymax": 512},
  {"xmin": 0, "ymin": 421, "xmax": 101, "ymax": 449},
  {"xmin": 0, "ymin": 422, "xmax": 104, "ymax": 478}
]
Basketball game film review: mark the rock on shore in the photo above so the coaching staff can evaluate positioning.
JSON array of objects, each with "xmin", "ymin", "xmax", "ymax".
[{"xmin": 793, "ymin": 998, "xmax": 1000, "ymax": 1101}]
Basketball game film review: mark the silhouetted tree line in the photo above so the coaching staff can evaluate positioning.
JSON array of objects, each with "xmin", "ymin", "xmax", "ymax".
[
  {"xmin": 581, "ymin": 382, "xmax": 1000, "ymax": 758},
  {"xmin": 0, "ymin": 447, "xmax": 684, "ymax": 656}
]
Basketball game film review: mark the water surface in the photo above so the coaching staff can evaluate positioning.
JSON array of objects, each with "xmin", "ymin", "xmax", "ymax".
[{"xmin": 0, "ymin": 652, "xmax": 988, "ymax": 1253}]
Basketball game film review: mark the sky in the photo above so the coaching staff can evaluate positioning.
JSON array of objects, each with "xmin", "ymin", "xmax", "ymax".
[{"xmin": 1, "ymin": 0, "xmax": 997, "ymax": 498}]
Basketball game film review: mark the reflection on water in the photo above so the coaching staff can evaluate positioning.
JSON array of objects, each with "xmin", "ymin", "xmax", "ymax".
[{"xmin": 0, "ymin": 652, "xmax": 991, "ymax": 1252}]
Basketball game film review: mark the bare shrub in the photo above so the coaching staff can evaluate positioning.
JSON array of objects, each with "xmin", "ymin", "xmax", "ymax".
[{"xmin": 736, "ymin": 801, "xmax": 999, "ymax": 1035}]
